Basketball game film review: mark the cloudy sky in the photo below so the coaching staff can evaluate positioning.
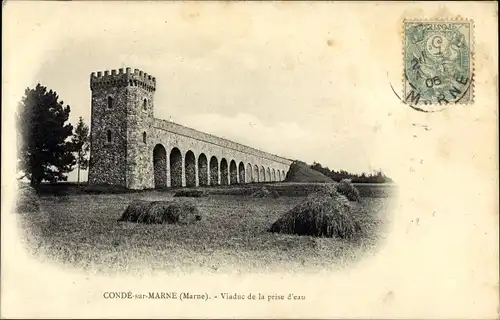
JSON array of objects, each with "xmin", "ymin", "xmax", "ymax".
[{"xmin": 4, "ymin": 2, "xmax": 497, "ymax": 182}]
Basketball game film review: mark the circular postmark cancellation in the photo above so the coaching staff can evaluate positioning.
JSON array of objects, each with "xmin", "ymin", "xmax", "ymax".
[{"xmin": 403, "ymin": 20, "xmax": 473, "ymax": 108}]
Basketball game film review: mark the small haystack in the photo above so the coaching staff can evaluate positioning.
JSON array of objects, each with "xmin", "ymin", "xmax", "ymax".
[
  {"xmin": 314, "ymin": 183, "xmax": 340, "ymax": 197},
  {"xmin": 118, "ymin": 200, "xmax": 201, "ymax": 225},
  {"xmin": 336, "ymin": 179, "xmax": 360, "ymax": 202},
  {"xmin": 269, "ymin": 190, "xmax": 280, "ymax": 198},
  {"xmin": 15, "ymin": 184, "xmax": 41, "ymax": 213},
  {"xmin": 174, "ymin": 189, "xmax": 209, "ymax": 198},
  {"xmin": 251, "ymin": 186, "xmax": 271, "ymax": 198},
  {"xmin": 118, "ymin": 200, "xmax": 151, "ymax": 223},
  {"xmin": 268, "ymin": 192, "xmax": 361, "ymax": 239}
]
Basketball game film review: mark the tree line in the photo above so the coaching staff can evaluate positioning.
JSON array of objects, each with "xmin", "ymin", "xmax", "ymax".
[
  {"xmin": 310, "ymin": 162, "xmax": 393, "ymax": 183},
  {"xmin": 16, "ymin": 84, "xmax": 89, "ymax": 188}
]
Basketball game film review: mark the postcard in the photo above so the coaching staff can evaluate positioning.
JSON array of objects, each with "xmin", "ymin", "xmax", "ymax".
[{"xmin": 1, "ymin": 1, "xmax": 498, "ymax": 318}]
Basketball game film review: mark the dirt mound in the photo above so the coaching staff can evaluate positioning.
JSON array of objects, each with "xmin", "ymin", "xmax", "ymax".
[
  {"xmin": 336, "ymin": 179, "xmax": 360, "ymax": 202},
  {"xmin": 118, "ymin": 200, "xmax": 201, "ymax": 224},
  {"xmin": 174, "ymin": 189, "xmax": 209, "ymax": 198},
  {"xmin": 285, "ymin": 161, "xmax": 334, "ymax": 183},
  {"xmin": 268, "ymin": 192, "xmax": 361, "ymax": 239}
]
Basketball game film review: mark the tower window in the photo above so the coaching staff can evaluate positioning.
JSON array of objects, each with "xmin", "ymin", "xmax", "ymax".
[
  {"xmin": 143, "ymin": 98, "xmax": 148, "ymax": 110},
  {"xmin": 143, "ymin": 132, "xmax": 147, "ymax": 144},
  {"xmin": 107, "ymin": 130, "xmax": 112, "ymax": 143},
  {"xmin": 107, "ymin": 96, "xmax": 113, "ymax": 109}
]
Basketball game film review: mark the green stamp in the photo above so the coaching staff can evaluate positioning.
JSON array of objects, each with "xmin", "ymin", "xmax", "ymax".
[{"xmin": 403, "ymin": 19, "xmax": 473, "ymax": 106}]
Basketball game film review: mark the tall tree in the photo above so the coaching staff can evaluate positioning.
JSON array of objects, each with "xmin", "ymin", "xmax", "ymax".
[
  {"xmin": 71, "ymin": 117, "xmax": 90, "ymax": 184},
  {"xmin": 16, "ymin": 84, "xmax": 76, "ymax": 187}
]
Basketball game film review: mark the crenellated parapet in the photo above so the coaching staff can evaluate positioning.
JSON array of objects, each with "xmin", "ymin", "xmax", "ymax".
[{"xmin": 90, "ymin": 67, "xmax": 156, "ymax": 92}]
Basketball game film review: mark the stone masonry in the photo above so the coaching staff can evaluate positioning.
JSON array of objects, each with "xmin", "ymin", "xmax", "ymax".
[{"xmin": 88, "ymin": 67, "xmax": 293, "ymax": 190}]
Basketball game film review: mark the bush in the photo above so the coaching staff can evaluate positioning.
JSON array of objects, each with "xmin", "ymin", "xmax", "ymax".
[
  {"xmin": 268, "ymin": 192, "xmax": 361, "ymax": 239},
  {"xmin": 15, "ymin": 184, "xmax": 41, "ymax": 213},
  {"xmin": 118, "ymin": 200, "xmax": 202, "ymax": 225},
  {"xmin": 335, "ymin": 179, "xmax": 360, "ymax": 202},
  {"xmin": 174, "ymin": 189, "xmax": 209, "ymax": 198}
]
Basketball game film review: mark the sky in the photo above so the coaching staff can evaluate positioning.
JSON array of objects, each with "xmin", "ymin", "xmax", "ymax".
[{"xmin": 6, "ymin": 2, "xmax": 496, "ymax": 183}]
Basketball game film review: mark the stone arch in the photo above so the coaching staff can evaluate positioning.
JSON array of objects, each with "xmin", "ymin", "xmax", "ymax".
[
  {"xmin": 260, "ymin": 166, "xmax": 265, "ymax": 182},
  {"xmin": 282, "ymin": 170, "xmax": 286, "ymax": 181},
  {"xmin": 254, "ymin": 165, "xmax": 259, "ymax": 183},
  {"xmin": 220, "ymin": 158, "xmax": 229, "ymax": 185},
  {"xmin": 210, "ymin": 156, "xmax": 219, "ymax": 185},
  {"xmin": 198, "ymin": 153, "xmax": 208, "ymax": 186},
  {"xmin": 170, "ymin": 147, "xmax": 182, "ymax": 187},
  {"xmin": 153, "ymin": 144, "xmax": 167, "ymax": 188},
  {"xmin": 185, "ymin": 150, "xmax": 196, "ymax": 187},
  {"xmin": 272, "ymin": 168, "xmax": 276, "ymax": 182},
  {"xmin": 229, "ymin": 160, "xmax": 238, "ymax": 184},
  {"xmin": 238, "ymin": 162, "xmax": 245, "ymax": 184},
  {"xmin": 246, "ymin": 163, "xmax": 252, "ymax": 183},
  {"xmin": 277, "ymin": 170, "xmax": 281, "ymax": 182},
  {"xmin": 266, "ymin": 167, "xmax": 271, "ymax": 182}
]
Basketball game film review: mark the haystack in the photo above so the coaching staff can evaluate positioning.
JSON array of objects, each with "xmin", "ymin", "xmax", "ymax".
[
  {"xmin": 15, "ymin": 184, "xmax": 41, "ymax": 213},
  {"xmin": 174, "ymin": 189, "xmax": 209, "ymax": 198},
  {"xmin": 251, "ymin": 186, "xmax": 271, "ymax": 198},
  {"xmin": 118, "ymin": 200, "xmax": 201, "ymax": 225},
  {"xmin": 268, "ymin": 192, "xmax": 361, "ymax": 239},
  {"xmin": 314, "ymin": 183, "xmax": 339, "ymax": 197},
  {"xmin": 336, "ymin": 179, "xmax": 360, "ymax": 202}
]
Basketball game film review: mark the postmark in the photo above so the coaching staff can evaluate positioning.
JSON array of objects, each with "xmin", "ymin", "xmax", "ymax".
[{"xmin": 403, "ymin": 19, "xmax": 473, "ymax": 107}]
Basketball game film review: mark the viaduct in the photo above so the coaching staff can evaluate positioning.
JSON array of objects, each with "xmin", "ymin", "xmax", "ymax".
[{"xmin": 88, "ymin": 67, "xmax": 293, "ymax": 190}]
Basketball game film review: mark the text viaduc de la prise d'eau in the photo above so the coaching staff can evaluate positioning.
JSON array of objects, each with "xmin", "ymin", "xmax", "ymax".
[{"xmin": 103, "ymin": 291, "xmax": 306, "ymax": 302}]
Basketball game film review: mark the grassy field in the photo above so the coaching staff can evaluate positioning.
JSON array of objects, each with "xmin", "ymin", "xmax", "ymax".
[{"xmin": 18, "ymin": 183, "xmax": 396, "ymax": 274}]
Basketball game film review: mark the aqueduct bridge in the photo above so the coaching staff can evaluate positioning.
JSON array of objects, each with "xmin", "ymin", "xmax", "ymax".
[{"xmin": 88, "ymin": 67, "xmax": 293, "ymax": 190}]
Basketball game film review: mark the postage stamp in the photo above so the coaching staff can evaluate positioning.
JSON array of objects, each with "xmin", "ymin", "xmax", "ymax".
[{"xmin": 403, "ymin": 19, "xmax": 474, "ymax": 106}]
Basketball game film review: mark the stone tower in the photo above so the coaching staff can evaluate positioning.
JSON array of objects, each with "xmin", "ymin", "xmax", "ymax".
[{"xmin": 88, "ymin": 67, "xmax": 156, "ymax": 189}]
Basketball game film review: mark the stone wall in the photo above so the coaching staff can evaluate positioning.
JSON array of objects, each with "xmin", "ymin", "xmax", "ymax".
[
  {"xmin": 88, "ymin": 79, "xmax": 128, "ymax": 186},
  {"xmin": 153, "ymin": 119, "xmax": 290, "ymax": 165}
]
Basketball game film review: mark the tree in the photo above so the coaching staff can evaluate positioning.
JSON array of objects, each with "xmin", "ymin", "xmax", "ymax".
[
  {"xmin": 71, "ymin": 117, "xmax": 90, "ymax": 184},
  {"xmin": 308, "ymin": 161, "xmax": 393, "ymax": 183},
  {"xmin": 16, "ymin": 84, "xmax": 76, "ymax": 187}
]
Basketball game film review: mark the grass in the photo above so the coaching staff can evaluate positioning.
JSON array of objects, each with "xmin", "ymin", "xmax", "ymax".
[
  {"xmin": 15, "ymin": 184, "xmax": 41, "ymax": 213},
  {"xmin": 16, "ymin": 183, "xmax": 395, "ymax": 274},
  {"xmin": 32, "ymin": 181, "xmax": 395, "ymax": 198},
  {"xmin": 173, "ymin": 189, "xmax": 209, "ymax": 198}
]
